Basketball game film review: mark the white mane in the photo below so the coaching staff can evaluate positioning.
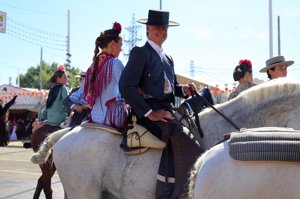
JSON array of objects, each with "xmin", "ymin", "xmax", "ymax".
[
  {"xmin": 240, "ymin": 77, "xmax": 300, "ymax": 105},
  {"xmin": 197, "ymin": 77, "xmax": 300, "ymax": 150}
]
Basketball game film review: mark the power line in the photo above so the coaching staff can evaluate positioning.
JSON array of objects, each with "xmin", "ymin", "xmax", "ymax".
[
  {"xmin": 5, "ymin": 17, "xmax": 66, "ymax": 51},
  {"xmin": 8, "ymin": 18, "xmax": 65, "ymax": 38},
  {"xmin": 0, "ymin": 2, "xmax": 66, "ymax": 16}
]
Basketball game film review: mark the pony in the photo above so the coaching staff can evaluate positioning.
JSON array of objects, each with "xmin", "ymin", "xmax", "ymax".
[
  {"xmin": 189, "ymin": 133, "xmax": 300, "ymax": 199},
  {"xmin": 36, "ymin": 78, "xmax": 300, "ymax": 198}
]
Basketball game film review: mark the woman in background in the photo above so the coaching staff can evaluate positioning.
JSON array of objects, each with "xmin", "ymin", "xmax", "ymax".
[
  {"xmin": 30, "ymin": 65, "xmax": 68, "ymax": 199},
  {"xmin": 228, "ymin": 59, "xmax": 255, "ymax": 100}
]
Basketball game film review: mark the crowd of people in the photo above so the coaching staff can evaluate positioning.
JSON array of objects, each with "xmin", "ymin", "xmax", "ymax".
[{"xmin": 0, "ymin": 9, "xmax": 295, "ymax": 199}]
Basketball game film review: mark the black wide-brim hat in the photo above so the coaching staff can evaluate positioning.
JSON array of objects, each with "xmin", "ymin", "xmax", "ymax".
[{"xmin": 137, "ymin": 9, "xmax": 180, "ymax": 27}]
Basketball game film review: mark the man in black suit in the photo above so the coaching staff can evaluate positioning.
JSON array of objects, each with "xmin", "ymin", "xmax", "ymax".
[{"xmin": 119, "ymin": 9, "xmax": 202, "ymax": 199}]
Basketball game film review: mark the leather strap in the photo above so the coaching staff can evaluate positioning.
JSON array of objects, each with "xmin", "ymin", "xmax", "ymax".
[{"xmin": 192, "ymin": 88, "xmax": 240, "ymax": 131}]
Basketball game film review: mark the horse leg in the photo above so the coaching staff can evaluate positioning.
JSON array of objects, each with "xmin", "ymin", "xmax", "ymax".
[
  {"xmin": 39, "ymin": 155, "xmax": 56, "ymax": 199},
  {"xmin": 33, "ymin": 176, "xmax": 44, "ymax": 199},
  {"xmin": 31, "ymin": 124, "xmax": 59, "ymax": 199}
]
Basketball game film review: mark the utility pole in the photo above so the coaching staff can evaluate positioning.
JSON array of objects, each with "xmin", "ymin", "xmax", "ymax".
[
  {"xmin": 39, "ymin": 47, "xmax": 43, "ymax": 90},
  {"xmin": 123, "ymin": 14, "xmax": 142, "ymax": 59},
  {"xmin": 38, "ymin": 47, "xmax": 43, "ymax": 120},
  {"xmin": 160, "ymin": 0, "xmax": 162, "ymax": 9},
  {"xmin": 277, "ymin": 15, "xmax": 281, "ymax": 55},
  {"xmin": 269, "ymin": 0, "xmax": 273, "ymax": 58},
  {"xmin": 65, "ymin": 9, "xmax": 71, "ymax": 89},
  {"xmin": 190, "ymin": 60, "xmax": 195, "ymax": 78}
]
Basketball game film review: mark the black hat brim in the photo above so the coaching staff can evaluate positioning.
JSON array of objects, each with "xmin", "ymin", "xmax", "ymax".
[{"xmin": 137, "ymin": 19, "xmax": 180, "ymax": 27}]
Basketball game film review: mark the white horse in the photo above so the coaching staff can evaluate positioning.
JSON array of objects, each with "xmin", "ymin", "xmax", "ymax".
[
  {"xmin": 42, "ymin": 78, "xmax": 300, "ymax": 199},
  {"xmin": 189, "ymin": 132, "xmax": 300, "ymax": 199}
]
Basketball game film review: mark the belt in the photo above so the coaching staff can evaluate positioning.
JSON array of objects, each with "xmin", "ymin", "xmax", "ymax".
[{"xmin": 143, "ymin": 94, "xmax": 173, "ymax": 104}]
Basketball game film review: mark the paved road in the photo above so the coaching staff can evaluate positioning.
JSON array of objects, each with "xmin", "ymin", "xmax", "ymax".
[{"xmin": 0, "ymin": 141, "xmax": 64, "ymax": 199}]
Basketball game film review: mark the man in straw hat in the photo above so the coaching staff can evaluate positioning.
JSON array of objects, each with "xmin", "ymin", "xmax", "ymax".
[
  {"xmin": 63, "ymin": 71, "xmax": 90, "ymax": 127},
  {"xmin": 259, "ymin": 55, "xmax": 294, "ymax": 80},
  {"xmin": 119, "ymin": 9, "xmax": 203, "ymax": 198}
]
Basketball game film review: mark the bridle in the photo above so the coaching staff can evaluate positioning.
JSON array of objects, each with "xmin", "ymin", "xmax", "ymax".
[{"xmin": 189, "ymin": 87, "xmax": 240, "ymax": 139}]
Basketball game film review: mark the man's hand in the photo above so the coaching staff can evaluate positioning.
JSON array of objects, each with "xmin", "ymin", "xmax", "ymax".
[
  {"xmin": 183, "ymin": 83, "xmax": 196, "ymax": 96},
  {"xmin": 147, "ymin": 109, "xmax": 174, "ymax": 122}
]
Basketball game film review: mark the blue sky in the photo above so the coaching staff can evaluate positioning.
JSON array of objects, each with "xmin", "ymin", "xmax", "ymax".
[{"xmin": 0, "ymin": 0, "xmax": 299, "ymax": 88}]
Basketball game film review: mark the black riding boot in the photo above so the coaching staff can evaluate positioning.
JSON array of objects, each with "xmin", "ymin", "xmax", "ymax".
[
  {"xmin": 33, "ymin": 179, "xmax": 43, "ymax": 199},
  {"xmin": 156, "ymin": 180, "xmax": 175, "ymax": 199},
  {"xmin": 171, "ymin": 129, "xmax": 204, "ymax": 198}
]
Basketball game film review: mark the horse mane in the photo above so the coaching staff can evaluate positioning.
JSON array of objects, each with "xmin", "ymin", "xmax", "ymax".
[
  {"xmin": 188, "ymin": 150, "xmax": 210, "ymax": 198},
  {"xmin": 239, "ymin": 78, "xmax": 300, "ymax": 106}
]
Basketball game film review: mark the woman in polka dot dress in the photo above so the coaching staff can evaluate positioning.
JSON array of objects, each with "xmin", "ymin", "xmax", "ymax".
[{"xmin": 82, "ymin": 22, "xmax": 126, "ymax": 128}]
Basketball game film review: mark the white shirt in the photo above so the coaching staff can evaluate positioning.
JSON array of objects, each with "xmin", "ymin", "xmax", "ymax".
[{"xmin": 147, "ymin": 39, "xmax": 172, "ymax": 94}]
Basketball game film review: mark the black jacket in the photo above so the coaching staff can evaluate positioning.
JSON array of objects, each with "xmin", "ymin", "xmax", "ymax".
[{"xmin": 119, "ymin": 42, "xmax": 185, "ymax": 118}]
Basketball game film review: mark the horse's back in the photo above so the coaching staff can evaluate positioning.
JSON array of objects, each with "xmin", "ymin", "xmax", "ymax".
[
  {"xmin": 53, "ymin": 126, "xmax": 162, "ymax": 199},
  {"xmin": 193, "ymin": 141, "xmax": 300, "ymax": 199}
]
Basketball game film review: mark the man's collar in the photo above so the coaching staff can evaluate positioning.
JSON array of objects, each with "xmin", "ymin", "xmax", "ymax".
[
  {"xmin": 147, "ymin": 39, "xmax": 164, "ymax": 60},
  {"xmin": 147, "ymin": 39, "xmax": 163, "ymax": 53}
]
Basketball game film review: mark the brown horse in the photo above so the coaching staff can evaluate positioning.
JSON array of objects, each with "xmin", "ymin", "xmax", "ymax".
[{"xmin": 31, "ymin": 123, "xmax": 61, "ymax": 199}]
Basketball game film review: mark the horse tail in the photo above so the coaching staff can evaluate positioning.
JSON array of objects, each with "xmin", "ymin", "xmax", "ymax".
[
  {"xmin": 188, "ymin": 150, "xmax": 209, "ymax": 198},
  {"xmin": 31, "ymin": 127, "xmax": 71, "ymax": 164}
]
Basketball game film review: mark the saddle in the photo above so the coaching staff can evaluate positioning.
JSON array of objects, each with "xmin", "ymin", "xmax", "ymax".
[
  {"xmin": 81, "ymin": 121, "xmax": 165, "ymax": 155},
  {"xmin": 229, "ymin": 127, "xmax": 300, "ymax": 162}
]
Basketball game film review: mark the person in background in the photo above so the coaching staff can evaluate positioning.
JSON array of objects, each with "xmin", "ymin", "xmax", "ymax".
[
  {"xmin": 228, "ymin": 59, "xmax": 255, "ymax": 100},
  {"xmin": 30, "ymin": 65, "xmax": 68, "ymax": 199},
  {"xmin": 259, "ymin": 55, "xmax": 294, "ymax": 80},
  {"xmin": 70, "ymin": 71, "xmax": 86, "ymax": 94},
  {"xmin": 0, "ymin": 95, "xmax": 17, "ymax": 146},
  {"xmin": 62, "ymin": 71, "xmax": 91, "ymax": 127},
  {"xmin": 119, "ymin": 9, "xmax": 202, "ymax": 198}
]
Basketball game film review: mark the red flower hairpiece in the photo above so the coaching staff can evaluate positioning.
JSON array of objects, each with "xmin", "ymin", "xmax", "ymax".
[
  {"xmin": 113, "ymin": 22, "xmax": 122, "ymax": 33},
  {"xmin": 239, "ymin": 59, "xmax": 252, "ymax": 68},
  {"xmin": 58, "ymin": 65, "xmax": 65, "ymax": 71}
]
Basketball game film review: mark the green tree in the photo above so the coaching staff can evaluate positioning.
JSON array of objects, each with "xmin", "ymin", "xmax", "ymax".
[{"xmin": 19, "ymin": 61, "xmax": 81, "ymax": 90}]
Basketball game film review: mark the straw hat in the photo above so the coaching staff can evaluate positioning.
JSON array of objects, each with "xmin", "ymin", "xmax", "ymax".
[{"xmin": 259, "ymin": 55, "xmax": 294, "ymax": 73}]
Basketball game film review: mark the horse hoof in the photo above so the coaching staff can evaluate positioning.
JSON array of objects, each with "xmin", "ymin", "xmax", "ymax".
[{"xmin": 23, "ymin": 141, "xmax": 32, "ymax": 149}]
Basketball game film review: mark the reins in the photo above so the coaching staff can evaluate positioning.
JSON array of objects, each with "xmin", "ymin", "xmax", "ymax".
[
  {"xmin": 189, "ymin": 88, "xmax": 204, "ymax": 138},
  {"xmin": 189, "ymin": 87, "xmax": 240, "ymax": 138}
]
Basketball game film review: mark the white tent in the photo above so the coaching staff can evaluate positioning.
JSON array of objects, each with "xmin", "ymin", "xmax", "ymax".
[{"xmin": 0, "ymin": 84, "xmax": 48, "ymax": 115}]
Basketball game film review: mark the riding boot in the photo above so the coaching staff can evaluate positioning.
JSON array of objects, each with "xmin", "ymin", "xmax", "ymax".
[
  {"xmin": 156, "ymin": 180, "xmax": 174, "ymax": 199},
  {"xmin": 171, "ymin": 128, "xmax": 204, "ymax": 198},
  {"xmin": 33, "ymin": 179, "xmax": 43, "ymax": 199}
]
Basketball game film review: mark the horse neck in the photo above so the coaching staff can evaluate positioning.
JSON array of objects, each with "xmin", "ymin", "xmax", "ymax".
[{"xmin": 199, "ymin": 98, "xmax": 247, "ymax": 150}]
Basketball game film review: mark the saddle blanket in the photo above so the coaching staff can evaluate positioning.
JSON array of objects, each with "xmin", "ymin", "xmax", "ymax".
[
  {"xmin": 229, "ymin": 127, "xmax": 300, "ymax": 162},
  {"xmin": 81, "ymin": 122, "xmax": 123, "ymax": 135}
]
